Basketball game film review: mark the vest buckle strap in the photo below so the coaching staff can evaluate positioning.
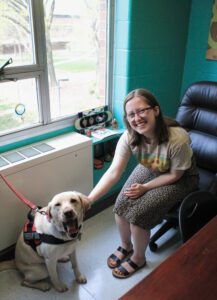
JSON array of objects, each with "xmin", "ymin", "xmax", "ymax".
[{"xmin": 24, "ymin": 232, "xmax": 41, "ymax": 241}]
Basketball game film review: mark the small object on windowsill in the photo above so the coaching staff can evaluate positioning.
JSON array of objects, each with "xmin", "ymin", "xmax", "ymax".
[
  {"xmin": 111, "ymin": 118, "xmax": 118, "ymax": 129},
  {"xmin": 87, "ymin": 130, "xmax": 92, "ymax": 137},
  {"xmin": 91, "ymin": 128, "xmax": 117, "ymax": 140}
]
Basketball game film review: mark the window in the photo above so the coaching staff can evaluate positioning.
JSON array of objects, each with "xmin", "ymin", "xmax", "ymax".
[{"xmin": 0, "ymin": 0, "xmax": 114, "ymax": 144}]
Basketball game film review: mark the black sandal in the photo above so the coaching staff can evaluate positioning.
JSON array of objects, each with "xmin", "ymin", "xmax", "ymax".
[
  {"xmin": 107, "ymin": 246, "xmax": 133, "ymax": 269},
  {"xmin": 112, "ymin": 258, "xmax": 146, "ymax": 278}
]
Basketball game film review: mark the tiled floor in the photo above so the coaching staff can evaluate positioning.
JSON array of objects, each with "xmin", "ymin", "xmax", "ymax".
[{"xmin": 0, "ymin": 205, "xmax": 181, "ymax": 300}]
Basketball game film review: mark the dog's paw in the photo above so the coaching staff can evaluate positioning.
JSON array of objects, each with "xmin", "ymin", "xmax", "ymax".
[
  {"xmin": 55, "ymin": 282, "xmax": 68, "ymax": 293},
  {"xmin": 39, "ymin": 282, "xmax": 51, "ymax": 292},
  {"xmin": 76, "ymin": 274, "xmax": 87, "ymax": 284},
  {"xmin": 22, "ymin": 280, "xmax": 51, "ymax": 292}
]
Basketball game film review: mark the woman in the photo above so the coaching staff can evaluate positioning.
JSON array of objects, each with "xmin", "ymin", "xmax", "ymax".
[{"xmin": 87, "ymin": 88, "xmax": 199, "ymax": 278}]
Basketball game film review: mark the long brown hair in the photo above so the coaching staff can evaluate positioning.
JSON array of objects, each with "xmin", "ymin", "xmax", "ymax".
[{"xmin": 123, "ymin": 89, "xmax": 180, "ymax": 146}]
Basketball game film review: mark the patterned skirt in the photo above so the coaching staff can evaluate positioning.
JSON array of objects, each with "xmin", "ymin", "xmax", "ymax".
[{"xmin": 113, "ymin": 164, "xmax": 199, "ymax": 230}]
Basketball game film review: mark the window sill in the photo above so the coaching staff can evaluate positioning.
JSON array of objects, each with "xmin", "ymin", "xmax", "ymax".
[{"xmin": 0, "ymin": 117, "xmax": 76, "ymax": 153}]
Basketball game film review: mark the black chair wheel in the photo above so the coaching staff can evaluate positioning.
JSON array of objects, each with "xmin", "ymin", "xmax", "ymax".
[{"xmin": 149, "ymin": 242, "xmax": 158, "ymax": 252}]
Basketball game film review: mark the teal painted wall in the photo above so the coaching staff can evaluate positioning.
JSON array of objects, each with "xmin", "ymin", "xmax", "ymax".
[
  {"xmin": 181, "ymin": 0, "xmax": 217, "ymax": 97},
  {"xmin": 113, "ymin": 0, "xmax": 132, "ymax": 128},
  {"xmin": 113, "ymin": 0, "xmax": 192, "ymax": 127}
]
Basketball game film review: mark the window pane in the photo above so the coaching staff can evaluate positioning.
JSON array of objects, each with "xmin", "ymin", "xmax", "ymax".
[
  {"xmin": 44, "ymin": 0, "xmax": 107, "ymax": 119},
  {"xmin": 0, "ymin": 0, "xmax": 34, "ymax": 67},
  {"xmin": 0, "ymin": 78, "xmax": 39, "ymax": 134}
]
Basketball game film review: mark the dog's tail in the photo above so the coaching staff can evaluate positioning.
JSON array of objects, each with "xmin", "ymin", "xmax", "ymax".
[{"xmin": 0, "ymin": 259, "xmax": 16, "ymax": 271}]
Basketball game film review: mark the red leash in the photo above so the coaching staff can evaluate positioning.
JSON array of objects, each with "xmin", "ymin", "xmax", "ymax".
[{"xmin": 0, "ymin": 173, "xmax": 38, "ymax": 211}]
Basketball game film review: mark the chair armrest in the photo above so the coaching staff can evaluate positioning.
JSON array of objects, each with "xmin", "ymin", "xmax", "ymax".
[
  {"xmin": 178, "ymin": 190, "xmax": 217, "ymax": 243},
  {"xmin": 210, "ymin": 173, "xmax": 217, "ymax": 195}
]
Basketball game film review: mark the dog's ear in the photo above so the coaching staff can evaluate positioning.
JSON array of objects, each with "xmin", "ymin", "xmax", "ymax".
[
  {"xmin": 77, "ymin": 192, "xmax": 90, "ymax": 215},
  {"xmin": 46, "ymin": 205, "xmax": 52, "ymax": 222}
]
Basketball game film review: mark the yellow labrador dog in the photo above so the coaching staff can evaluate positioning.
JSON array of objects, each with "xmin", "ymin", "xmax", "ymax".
[{"xmin": 0, "ymin": 191, "xmax": 89, "ymax": 292}]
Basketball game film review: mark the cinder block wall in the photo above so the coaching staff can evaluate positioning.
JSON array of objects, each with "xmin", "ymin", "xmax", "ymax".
[{"xmin": 113, "ymin": 0, "xmax": 192, "ymax": 127}]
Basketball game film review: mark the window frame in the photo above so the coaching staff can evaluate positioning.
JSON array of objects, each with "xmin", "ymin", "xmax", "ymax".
[{"xmin": 0, "ymin": 0, "xmax": 115, "ymax": 147}]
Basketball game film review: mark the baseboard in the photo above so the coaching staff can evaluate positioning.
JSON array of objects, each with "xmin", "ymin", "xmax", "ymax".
[
  {"xmin": 0, "ymin": 193, "xmax": 117, "ymax": 262},
  {"xmin": 0, "ymin": 244, "xmax": 16, "ymax": 262}
]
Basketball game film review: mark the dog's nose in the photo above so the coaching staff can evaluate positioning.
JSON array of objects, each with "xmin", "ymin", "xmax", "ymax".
[{"xmin": 63, "ymin": 209, "xmax": 74, "ymax": 218}]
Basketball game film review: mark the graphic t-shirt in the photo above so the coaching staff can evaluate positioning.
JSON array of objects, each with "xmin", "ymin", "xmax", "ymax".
[{"xmin": 115, "ymin": 127, "xmax": 193, "ymax": 173}]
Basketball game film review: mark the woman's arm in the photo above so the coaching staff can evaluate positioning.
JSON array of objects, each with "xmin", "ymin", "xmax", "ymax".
[
  {"xmin": 124, "ymin": 169, "xmax": 184, "ymax": 199},
  {"xmin": 88, "ymin": 153, "xmax": 129, "ymax": 203}
]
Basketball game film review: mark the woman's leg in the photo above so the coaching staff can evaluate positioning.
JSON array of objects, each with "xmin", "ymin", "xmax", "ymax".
[
  {"xmin": 115, "ymin": 214, "xmax": 132, "ymax": 249},
  {"xmin": 108, "ymin": 214, "xmax": 133, "ymax": 267},
  {"xmin": 130, "ymin": 224, "xmax": 150, "ymax": 264},
  {"xmin": 110, "ymin": 166, "xmax": 153, "ymax": 271},
  {"xmin": 113, "ymin": 224, "xmax": 150, "ymax": 276}
]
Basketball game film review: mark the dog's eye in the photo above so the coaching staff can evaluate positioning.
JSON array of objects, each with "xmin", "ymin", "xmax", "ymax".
[
  {"xmin": 70, "ymin": 198, "xmax": 76, "ymax": 203},
  {"xmin": 55, "ymin": 203, "xmax": 61, "ymax": 207}
]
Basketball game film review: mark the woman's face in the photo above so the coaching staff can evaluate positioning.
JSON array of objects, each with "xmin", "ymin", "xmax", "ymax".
[{"xmin": 125, "ymin": 96, "xmax": 159, "ymax": 140}]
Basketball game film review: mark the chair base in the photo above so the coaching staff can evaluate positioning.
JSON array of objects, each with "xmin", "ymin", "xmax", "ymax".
[{"xmin": 149, "ymin": 218, "xmax": 178, "ymax": 252}]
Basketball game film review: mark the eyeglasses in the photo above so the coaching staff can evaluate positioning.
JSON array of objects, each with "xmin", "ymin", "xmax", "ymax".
[{"xmin": 126, "ymin": 106, "xmax": 153, "ymax": 121}]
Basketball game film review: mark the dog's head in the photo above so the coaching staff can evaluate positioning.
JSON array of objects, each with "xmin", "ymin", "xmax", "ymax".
[{"xmin": 47, "ymin": 191, "xmax": 89, "ymax": 238}]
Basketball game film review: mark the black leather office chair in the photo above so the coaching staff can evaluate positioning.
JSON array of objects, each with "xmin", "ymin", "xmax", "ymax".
[{"xmin": 149, "ymin": 81, "xmax": 217, "ymax": 251}]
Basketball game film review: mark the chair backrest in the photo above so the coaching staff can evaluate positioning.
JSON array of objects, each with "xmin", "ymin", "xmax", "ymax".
[
  {"xmin": 176, "ymin": 81, "xmax": 217, "ymax": 193},
  {"xmin": 176, "ymin": 81, "xmax": 217, "ymax": 242}
]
